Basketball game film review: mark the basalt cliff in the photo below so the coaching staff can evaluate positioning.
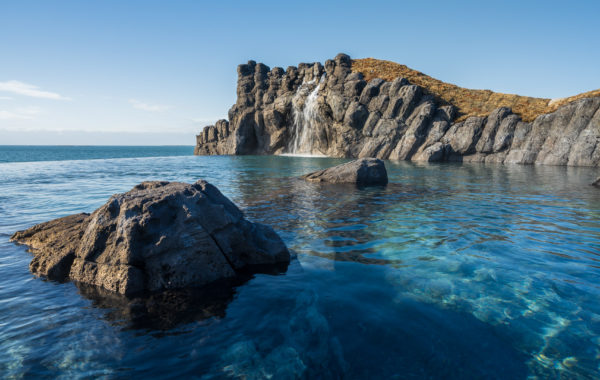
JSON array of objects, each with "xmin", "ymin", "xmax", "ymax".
[{"xmin": 195, "ymin": 54, "xmax": 600, "ymax": 166}]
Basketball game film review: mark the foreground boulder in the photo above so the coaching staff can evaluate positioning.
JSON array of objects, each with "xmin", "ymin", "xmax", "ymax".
[
  {"xmin": 11, "ymin": 180, "xmax": 290, "ymax": 296},
  {"xmin": 301, "ymin": 158, "xmax": 388, "ymax": 186}
]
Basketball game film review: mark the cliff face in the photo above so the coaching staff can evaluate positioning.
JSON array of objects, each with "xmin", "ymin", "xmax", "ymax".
[{"xmin": 195, "ymin": 54, "xmax": 600, "ymax": 166}]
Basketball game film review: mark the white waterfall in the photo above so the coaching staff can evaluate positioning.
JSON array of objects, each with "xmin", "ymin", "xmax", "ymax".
[{"xmin": 284, "ymin": 75, "xmax": 326, "ymax": 156}]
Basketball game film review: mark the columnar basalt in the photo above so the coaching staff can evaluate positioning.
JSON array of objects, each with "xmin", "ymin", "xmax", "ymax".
[{"xmin": 195, "ymin": 54, "xmax": 600, "ymax": 166}]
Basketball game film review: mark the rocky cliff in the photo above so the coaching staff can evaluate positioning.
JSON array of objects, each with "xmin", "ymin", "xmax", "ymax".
[{"xmin": 195, "ymin": 54, "xmax": 600, "ymax": 166}]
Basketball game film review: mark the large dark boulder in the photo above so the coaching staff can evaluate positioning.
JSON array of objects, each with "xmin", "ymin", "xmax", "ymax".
[
  {"xmin": 11, "ymin": 180, "xmax": 290, "ymax": 296},
  {"xmin": 301, "ymin": 158, "xmax": 388, "ymax": 186}
]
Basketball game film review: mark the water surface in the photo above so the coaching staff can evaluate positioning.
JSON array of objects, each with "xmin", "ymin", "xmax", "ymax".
[
  {"xmin": 0, "ymin": 145, "xmax": 193, "ymax": 163},
  {"xmin": 1, "ymin": 149, "xmax": 599, "ymax": 378}
]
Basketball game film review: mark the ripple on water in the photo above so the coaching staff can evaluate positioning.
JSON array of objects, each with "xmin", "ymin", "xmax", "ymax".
[{"xmin": 0, "ymin": 155, "xmax": 600, "ymax": 378}]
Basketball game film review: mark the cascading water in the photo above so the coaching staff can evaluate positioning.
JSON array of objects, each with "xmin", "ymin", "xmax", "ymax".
[{"xmin": 285, "ymin": 75, "xmax": 326, "ymax": 156}]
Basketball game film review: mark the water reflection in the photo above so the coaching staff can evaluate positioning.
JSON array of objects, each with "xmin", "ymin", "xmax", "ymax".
[
  {"xmin": 217, "ymin": 158, "xmax": 600, "ymax": 377},
  {"xmin": 235, "ymin": 176, "xmax": 450, "ymax": 268},
  {"xmin": 74, "ymin": 261, "xmax": 291, "ymax": 331},
  {"xmin": 2, "ymin": 155, "xmax": 600, "ymax": 378},
  {"xmin": 75, "ymin": 279, "xmax": 242, "ymax": 331}
]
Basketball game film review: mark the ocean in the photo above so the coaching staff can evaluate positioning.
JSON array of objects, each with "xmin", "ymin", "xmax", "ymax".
[{"xmin": 1, "ymin": 146, "xmax": 599, "ymax": 378}]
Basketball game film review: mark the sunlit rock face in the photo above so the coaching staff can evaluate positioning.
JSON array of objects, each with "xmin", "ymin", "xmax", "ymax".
[
  {"xmin": 11, "ymin": 180, "xmax": 290, "ymax": 296},
  {"xmin": 301, "ymin": 158, "xmax": 388, "ymax": 186},
  {"xmin": 195, "ymin": 53, "xmax": 600, "ymax": 166}
]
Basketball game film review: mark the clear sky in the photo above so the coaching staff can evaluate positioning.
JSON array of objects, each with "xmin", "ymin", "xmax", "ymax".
[{"xmin": 1, "ymin": 0, "xmax": 599, "ymax": 145}]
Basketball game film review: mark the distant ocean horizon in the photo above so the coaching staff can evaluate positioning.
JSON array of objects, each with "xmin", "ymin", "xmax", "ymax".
[{"xmin": 0, "ymin": 145, "xmax": 195, "ymax": 163}]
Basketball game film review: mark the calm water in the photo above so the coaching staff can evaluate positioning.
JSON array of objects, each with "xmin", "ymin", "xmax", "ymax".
[
  {"xmin": 1, "ymin": 147, "xmax": 600, "ymax": 379},
  {"xmin": 0, "ymin": 145, "xmax": 194, "ymax": 163}
]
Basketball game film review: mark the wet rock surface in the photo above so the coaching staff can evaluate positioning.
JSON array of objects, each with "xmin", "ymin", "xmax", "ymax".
[
  {"xmin": 11, "ymin": 180, "xmax": 290, "ymax": 295},
  {"xmin": 195, "ymin": 53, "xmax": 600, "ymax": 167},
  {"xmin": 301, "ymin": 158, "xmax": 388, "ymax": 186}
]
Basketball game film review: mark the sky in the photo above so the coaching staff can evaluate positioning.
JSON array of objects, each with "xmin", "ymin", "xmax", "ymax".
[{"xmin": 1, "ymin": 0, "xmax": 599, "ymax": 145}]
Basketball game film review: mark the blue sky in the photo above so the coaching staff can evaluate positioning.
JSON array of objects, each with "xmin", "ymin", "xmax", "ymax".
[{"xmin": 1, "ymin": 0, "xmax": 599, "ymax": 145}]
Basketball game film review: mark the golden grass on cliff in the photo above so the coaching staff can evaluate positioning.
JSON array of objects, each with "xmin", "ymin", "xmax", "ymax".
[{"xmin": 352, "ymin": 58, "xmax": 600, "ymax": 122}]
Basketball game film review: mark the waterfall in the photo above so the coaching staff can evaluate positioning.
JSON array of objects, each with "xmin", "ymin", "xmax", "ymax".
[{"xmin": 285, "ymin": 75, "xmax": 326, "ymax": 156}]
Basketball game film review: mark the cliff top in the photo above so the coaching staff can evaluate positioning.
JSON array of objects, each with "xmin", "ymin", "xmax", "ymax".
[{"xmin": 352, "ymin": 57, "xmax": 600, "ymax": 122}]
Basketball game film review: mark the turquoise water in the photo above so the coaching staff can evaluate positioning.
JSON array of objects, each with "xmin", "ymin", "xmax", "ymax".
[{"xmin": 1, "ymin": 147, "xmax": 600, "ymax": 378}]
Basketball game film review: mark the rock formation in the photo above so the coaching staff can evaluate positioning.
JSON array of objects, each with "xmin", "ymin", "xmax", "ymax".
[
  {"xmin": 11, "ymin": 180, "xmax": 290, "ymax": 296},
  {"xmin": 302, "ymin": 158, "xmax": 388, "ymax": 186},
  {"xmin": 195, "ymin": 54, "xmax": 600, "ymax": 167}
]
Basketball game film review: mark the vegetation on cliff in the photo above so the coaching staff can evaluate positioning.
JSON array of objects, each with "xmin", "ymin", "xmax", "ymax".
[
  {"xmin": 196, "ymin": 53, "xmax": 600, "ymax": 167},
  {"xmin": 352, "ymin": 58, "xmax": 600, "ymax": 122}
]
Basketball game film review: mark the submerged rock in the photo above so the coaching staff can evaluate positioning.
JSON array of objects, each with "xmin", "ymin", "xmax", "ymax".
[
  {"xmin": 216, "ymin": 290, "xmax": 347, "ymax": 379},
  {"xmin": 76, "ymin": 278, "xmax": 245, "ymax": 330},
  {"xmin": 11, "ymin": 180, "xmax": 290, "ymax": 296},
  {"xmin": 301, "ymin": 158, "xmax": 388, "ymax": 186}
]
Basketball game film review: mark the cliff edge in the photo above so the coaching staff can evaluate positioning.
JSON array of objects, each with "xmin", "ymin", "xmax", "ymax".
[{"xmin": 195, "ymin": 54, "xmax": 600, "ymax": 166}]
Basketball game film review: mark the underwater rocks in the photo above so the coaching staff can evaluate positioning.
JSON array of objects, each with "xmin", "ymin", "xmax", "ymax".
[
  {"xmin": 76, "ymin": 278, "xmax": 244, "ymax": 330},
  {"xmin": 11, "ymin": 180, "xmax": 290, "ymax": 296},
  {"xmin": 195, "ymin": 53, "xmax": 600, "ymax": 167},
  {"xmin": 301, "ymin": 158, "xmax": 388, "ymax": 186},
  {"xmin": 217, "ymin": 290, "xmax": 347, "ymax": 379}
]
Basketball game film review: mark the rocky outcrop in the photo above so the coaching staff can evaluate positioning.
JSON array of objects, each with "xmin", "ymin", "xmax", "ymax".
[
  {"xmin": 13, "ymin": 213, "xmax": 90, "ymax": 281},
  {"xmin": 195, "ymin": 53, "xmax": 600, "ymax": 167},
  {"xmin": 11, "ymin": 180, "xmax": 290, "ymax": 296},
  {"xmin": 301, "ymin": 158, "xmax": 388, "ymax": 186}
]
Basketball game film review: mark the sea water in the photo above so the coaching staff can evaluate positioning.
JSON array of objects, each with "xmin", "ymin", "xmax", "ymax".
[{"xmin": 0, "ymin": 147, "xmax": 599, "ymax": 378}]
